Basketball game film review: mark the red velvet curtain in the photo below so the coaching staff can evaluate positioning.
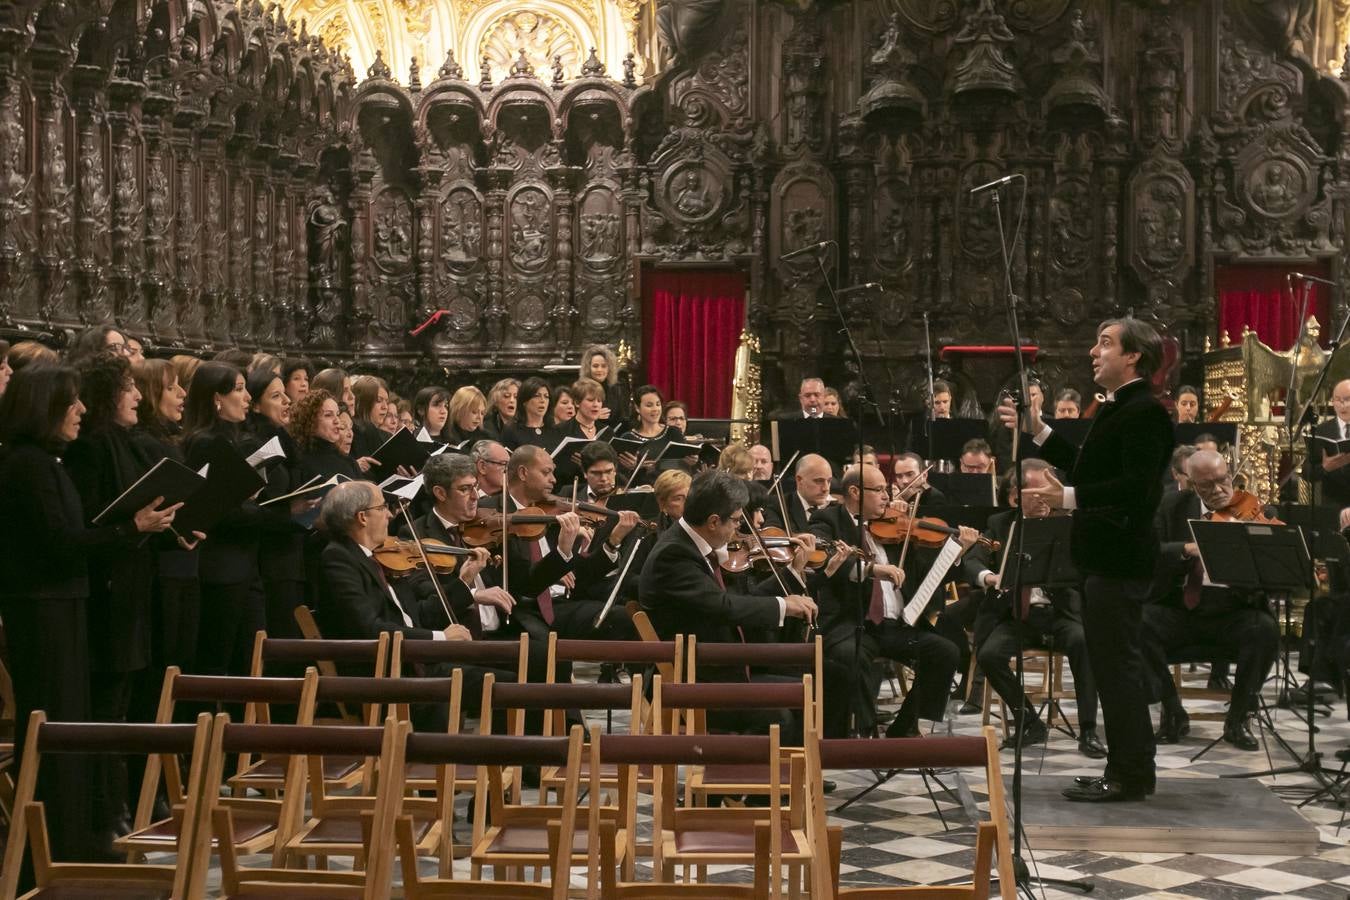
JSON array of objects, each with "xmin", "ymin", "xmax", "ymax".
[
  {"xmin": 642, "ymin": 270, "xmax": 746, "ymax": 418},
  {"xmin": 1217, "ymin": 263, "xmax": 1330, "ymax": 350}
]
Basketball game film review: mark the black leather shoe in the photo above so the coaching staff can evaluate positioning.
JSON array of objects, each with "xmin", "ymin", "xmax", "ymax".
[
  {"xmin": 958, "ymin": 701, "xmax": 982, "ymax": 716},
  {"xmin": 1223, "ymin": 718, "xmax": 1259, "ymax": 751},
  {"xmin": 1072, "ymin": 775, "xmax": 1155, "ymax": 796},
  {"xmin": 822, "ymin": 779, "xmax": 837, "ymax": 794},
  {"xmin": 1336, "ymin": 746, "xmax": 1350, "ymax": 763},
  {"xmin": 1000, "ymin": 717, "xmax": 1048, "ymax": 750},
  {"xmin": 885, "ymin": 716, "xmax": 919, "ymax": 738},
  {"xmin": 1207, "ymin": 673, "xmax": 1232, "ymax": 691},
  {"xmin": 1155, "ymin": 706, "xmax": 1190, "ymax": 744},
  {"xmin": 1062, "ymin": 778, "xmax": 1147, "ymax": 802},
  {"xmin": 1077, "ymin": 726, "xmax": 1107, "ymax": 759}
]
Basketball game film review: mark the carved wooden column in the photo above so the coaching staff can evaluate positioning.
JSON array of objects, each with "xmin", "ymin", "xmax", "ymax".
[
  {"xmin": 483, "ymin": 168, "xmax": 507, "ymax": 353},
  {"xmin": 107, "ymin": 76, "xmax": 143, "ymax": 331},
  {"xmin": 348, "ymin": 169, "xmax": 373, "ymax": 350},
  {"xmin": 226, "ymin": 172, "xmax": 250, "ymax": 344},
  {"xmin": 71, "ymin": 64, "xmax": 111, "ymax": 326},
  {"xmin": 30, "ymin": 56, "xmax": 74, "ymax": 326},
  {"xmin": 171, "ymin": 124, "xmax": 202, "ymax": 339},
  {"xmin": 140, "ymin": 86, "xmax": 174, "ymax": 339},
  {"xmin": 0, "ymin": 38, "xmax": 33, "ymax": 328},
  {"xmin": 272, "ymin": 186, "xmax": 294, "ymax": 347},
  {"xmin": 548, "ymin": 153, "xmax": 578, "ymax": 350},
  {"xmin": 288, "ymin": 172, "xmax": 310, "ymax": 345},
  {"xmin": 251, "ymin": 171, "xmax": 273, "ymax": 345}
]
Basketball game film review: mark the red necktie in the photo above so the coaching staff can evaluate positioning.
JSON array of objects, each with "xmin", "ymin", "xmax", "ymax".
[
  {"xmin": 708, "ymin": 551, "xmax": 750, "ymax": 677},
  {"xmin": 367, "ymin": 554, "xmax": 390, "ymax": 589},
  {"xmin": 527, "ymin": 537, "xmax": 555, "ymax": 624},
  {"xmin": 1183, "ymin": 558, "xmax": 1203, "ymax": 610},
  {"xmin": 861, "ymin": 533, "xmax": 884, "ymax": 625}
]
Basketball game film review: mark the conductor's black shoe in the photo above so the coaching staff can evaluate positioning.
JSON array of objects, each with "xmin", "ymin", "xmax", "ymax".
[
  {"xmin": 1154, "ymin": 706, "xmax": 1190, "ymax": 744},
  {"xmin": 958, "ymin": 701, "xmax": 982, "ymax": 716},
  {"xmin": 822, "ymin": 779, "xmax": 837, "ymax": 794},
  {"xmin": 1062, "ymin": 778, "xmax": 1147, "ymax": 803},
  {"xmin": 1223, "ymin": 718, "xmax": 1259, "ymax": 751},
  {"xmin": 1077, "ymin": 727, "xmax": 1107, "ymax": 759},
  {"xmin": 1072, "ymin": 775, "xmax": 1155, "ymax": 796},
  {"xmin": 885, "ymin": 716, "xmax": 919, "ymax": 738},
  {"xmin": 1000, "ymin": 717, "xmax": 1047, "ymax": 750},
  {"xmin": 1336, "ymin": 746, "xmax": 1350, "ymax": 763}
]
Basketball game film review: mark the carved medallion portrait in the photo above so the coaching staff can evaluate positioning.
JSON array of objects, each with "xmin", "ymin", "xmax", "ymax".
[
  {"xmin": 1244, "ymin": 158, "xmax": 1306, "ymax": 219},
  {"xmin": 663, "ymin": 164, "xmax": 722, "ymax": 224},
  {"xmin": 508, "ymin": 185, "xmax": 552, "ymax": 273}
]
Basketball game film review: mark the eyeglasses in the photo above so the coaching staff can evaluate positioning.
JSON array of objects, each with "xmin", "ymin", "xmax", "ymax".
[
  {"xmin": 481, "ymin": 458, "xmax": 509, "ymax": 468},
  {"xmin": 360, "ymin": 502, "xmax": 389, "ymax": 515},
  {"xmin": 861, "ymin": 485, "xmax": 887, "ymax": 494}
]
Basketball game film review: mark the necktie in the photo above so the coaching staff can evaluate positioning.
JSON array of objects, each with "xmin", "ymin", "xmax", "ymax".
[
  {"xmin": 367, "ymin": 554, "xmax": 390, "ymax": 589},
  {"xmin": 526, "ymin": 537, "xmax": 555, "ymax": 625},
  {"xmin": 1183, "ymin": 557, "xmax": 1203, "ymax": 610},
  {"xmin": 367, "ymin": 555, "xmax": 415, "ymax": 628},
  {"xmin": 1020, "ymin": 587, "xmax": 1033, "ymax": 621},
  {"xmin": 444, "ymin": 525, "xmax": 462, "ymax": 547},
  {"xmin": 706, "ymin": 551, "xmax": 726, "ymax": 589}
]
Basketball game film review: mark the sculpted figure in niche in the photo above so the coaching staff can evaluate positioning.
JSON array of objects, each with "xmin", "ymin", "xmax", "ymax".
[
  {"xmin": 655, "ymin": 0, "xmax": 723, "ymax": 64},
  {"xmin": 309, "ymin": 187, "xmax": 347, "ymax": 283},
  {"xmin": 674, "ymin": 169, "xmax": 711, "ymax": 217},
  {"xmin": 581, "ymin": 212, "xmax": 620, "ymax": 261},
  {"xmin": 1250, "ymin": 161, "xmax": 1300, "ymax": 216},
  {"xmin": 375, "ymin": 208, "xmax": 411, "ymax": 267}
]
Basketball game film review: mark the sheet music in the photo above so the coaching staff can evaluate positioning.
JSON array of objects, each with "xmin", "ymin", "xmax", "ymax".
[
  {"xmin": 902, "ymin": 537, "xmax": 963, "ymax": 627},
  {"xmin": 244, "ymin": 435, "xmax": 286, "ymax": 469}
]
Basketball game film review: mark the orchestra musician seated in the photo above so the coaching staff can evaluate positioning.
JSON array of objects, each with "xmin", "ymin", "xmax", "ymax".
[
  {"xmin": 811, "ymin": 464, "xmax": 976, "ymax": 738},
  {"xmin": 763, "ymin": 452, "xmax": 833, "ymax": 533},
  {"xmin": 962, "ymin": 459, "xmax": 1105, "ymax": 758},
  {"xmin": 639, "ymin": 469, "xmax": 818, "ymax": 740},
  {"xmin": 1143, "ymin": 449, "xmax": 1279, "ymax": 751},
  {"xmin": 891, "ymin": 452, "xmax": 948, "ymax": 506}
]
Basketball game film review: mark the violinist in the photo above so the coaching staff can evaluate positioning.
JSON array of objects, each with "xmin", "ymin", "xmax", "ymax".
[
  {"xmin": 579, "ymin": 441, "xmax": 620, "ymax": 505},
  {"xmin": 959, "ymin": 438, "xmax": 994, "ymax": 475},
  {"xmin": 315, "ymin": 480, "xmax": 471, "ymax": 645},
  {"xmin": 471, "ymin": 440, "xmax": 510, "ymax": 505},
  {"xmin": 763, "ymin": 453, "xmax": 832, "ymax": 533},
  {"xmin": 891, "ymin": 453, "xmax": 947, "ymax": 506},
  {"xmin": 1307, "ymin": 379, "xmax": 1350, "ymax": 509},
  {"xmin": 639, "ymin": 470, "xmax": 817, "ymax": 738},
  {"xmin": 750, "ymin": 444, "xmax": 774, "ymax": 481},
  {"xmin": 962, "ymin": 459, "xmax": 1105, "ymax": 758},
  {"xmin": 501, "ymin": 445, "xmax": 641, "ymax": 644},
  {"xmin": 1143, "ymin": 449, "xmax": 1278, "ymax": 752},
  {"xmin": 810, "ymin": 464, "xmax": 969, "ymax": 739}
]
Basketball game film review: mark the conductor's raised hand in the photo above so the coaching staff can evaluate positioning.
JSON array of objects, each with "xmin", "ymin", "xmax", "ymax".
[{"xmin": 1021, "ymin": 469, "xmax": 1066, "ymax": 510}]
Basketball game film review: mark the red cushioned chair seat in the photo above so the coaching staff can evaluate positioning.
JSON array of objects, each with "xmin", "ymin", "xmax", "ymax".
[
  {"xmin": 129, "ymin": 808, "xmax": 275, "ymax": 845},
  {"xmin": 485, "ymin": 824, "xmax": 591, "ymax": 855},
  {"xmin": 239, "ymin": 754, "xmax": 362, "ymax": 782},
  {"xmin": 300, "ymin": 811, "xmax": 435, "ymax": 844},
  {"xmin": 674, "ymin": 825, "xmax": 797, "ymax": 855},
  {"xmin": 32, "ymin": 881, "xmax": 172, "ymax": 900}
]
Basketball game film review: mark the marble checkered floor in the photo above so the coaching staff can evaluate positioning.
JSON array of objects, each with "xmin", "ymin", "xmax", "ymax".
[{"xmin": 200, "ymin": 661, "xmax": 1350, "ymax": 898}]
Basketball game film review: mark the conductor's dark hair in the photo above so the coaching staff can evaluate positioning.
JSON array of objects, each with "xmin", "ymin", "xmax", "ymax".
[{"xmin": 1097, "ymin": 317, "xmax": 1163, "ymax": 379}]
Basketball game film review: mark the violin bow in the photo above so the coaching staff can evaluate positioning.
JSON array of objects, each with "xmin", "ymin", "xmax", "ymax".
[
  {"xmin": 896, "ymin": 484, "xmax": 923, "ymax": 575},
  {"xmin": 592, "ymin": 536, "xmax": 642, "ymax": 629},
  {"xmin": 395, "ymin": 498, "xmax": 458, "ymax": 626},
  {"xmin": 622, "ymin": 449, "xmax": 649, "ymax": 491},
  {"xmin": 770, "ymin": 449, "xmax": 800, "ymax": 530},
  {"xmin": 500, "ymin": 496, "xmax": 509, "ymax": 596},
  {"xmin": 744, "ymin": 518, "xmax": 815, "ymax": 639}
]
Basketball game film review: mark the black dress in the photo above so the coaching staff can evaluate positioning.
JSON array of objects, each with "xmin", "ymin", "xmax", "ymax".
[
  {"xmin": 0, "ymin": 439, "xmax": 141, "ymax": 861},
  {"xmin": 445, "ymin": 424, "xmax": 491, "ymax": 447},
  {"xmin": 247, "ymin": 420, "xmax": 309, "ymax": 642},
  {"xmin": 499, "ymin": 420, "xmax": 550, "ymax": 450},
  {"xmin": 351, "ymin": 418, "xmax": 385, "ymax": 459}
]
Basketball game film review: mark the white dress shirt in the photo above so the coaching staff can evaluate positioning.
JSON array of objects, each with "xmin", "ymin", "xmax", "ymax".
[
  {"xmin": 359, "ymin": 543, "xmax": 445, "ymax": 639},
  {"xmin": 431, "ymin": 508, "xmax": 499, "ymax": 632},
  {"xmin": 677, "ymin": 518, "xmax": 786, "ymax": 626}
]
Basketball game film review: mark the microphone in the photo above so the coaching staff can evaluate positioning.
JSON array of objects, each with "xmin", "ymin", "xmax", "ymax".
[
  {"xmin": 838, "ymin": 282, "xmax": 883, "ymax": 295},
  {"xmin": 1290, "ymin": 272, "xmax": 1338, "ymax": 287},
  {"xmin": 780, "ymin": 241, "xmax": 831, "ymax": 261},
  {"xmin": 969, "ymin": 174, "xmax": 1018, "ymax": 195}
]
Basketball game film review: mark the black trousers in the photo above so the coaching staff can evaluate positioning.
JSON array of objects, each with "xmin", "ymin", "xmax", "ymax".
[
  {"xmin": 1142, "ymin": 602, "xmax": 1278, "ymax": 721},
  {"xmin": 1083, "ymin": 575, "xmax": 1155, "ymax": 790},
  {"xmin": 516, "ymin": 601, "xmax": 641, "ymax": 655},
  {"xmin": 867, "ymin": 618, "xmax": 960, "ymax": 730},
  {"xmin": 195, "ymin": 578, "xmax": 266, "ymax": 678},
  {"xmin": 821, "ymin": 623, "xmax": 879, "ymax": 738},
  {"xmin": 1, "ymin": 596, "xmax": 94, "ymax": 868},
  {"xmin": 977, "ymin": 606, "xmax": 1098, "ymax": 729}
]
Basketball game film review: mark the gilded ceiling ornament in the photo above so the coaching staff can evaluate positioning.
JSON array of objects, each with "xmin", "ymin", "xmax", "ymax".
[{"xmin": 480, "ymin": 10, "xmax": 583, "ymax": 85}]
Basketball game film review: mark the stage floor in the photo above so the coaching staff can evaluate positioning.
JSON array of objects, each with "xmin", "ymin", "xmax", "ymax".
[{"xmin": 1018, "ymin": 775, "xmax": 1321, "ymax": 856}]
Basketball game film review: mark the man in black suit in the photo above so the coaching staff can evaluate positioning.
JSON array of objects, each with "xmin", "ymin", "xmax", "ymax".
[
  {"xmin": 962, "ymin": 458, "xmax": 1105, "ymax": 758},
  {"xmin": 639, "ymin": 469, "xmax": 817, "ymax": 659},
  {"xmin": 811, "ymin": 464, "xmax": 978, "ymax": 738},
  {"xmin": 1143, "ymin": 449, "xmax": 1278, "ymax": 751},
  {"xmin": 1000, "ymin": 317, "xmax": 1173, "ymax": 803},
  {"xmin": 1307, "ymin": 379, "xmax": 1350, "ymax": 509},
  {"xmin": 316, "ymin": 480, "xmax": 472, "ymax": 645},
  {"xmin": 891, "ymin": 452, "xmax": 948, "ymax": 506},
  {"xmin": 501, "ymin": 444, "xmax": 642, "ymax": 645},
  {"xmin": 763, "ymin": 453, "xmax": 833, "ymax": 533}
]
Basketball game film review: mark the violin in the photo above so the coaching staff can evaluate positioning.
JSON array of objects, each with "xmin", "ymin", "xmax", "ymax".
[
  {"xmin": 539, "ymin": 493, "xmax": 659, "ymax": 532},
  {"xmin": 1205, "ymin": 490, "xmax": 1283, "ymax": 525},
  {"xmin": 869, "ymin": 511, "xmax": 1001, "ymax": 553},
  {"xmin": 372, "ymin": 538, "xmax": 497, "ymax": 577},
  {"xmin": 459, "ymin": 507, "xmax": 559, "ymax": 546}
]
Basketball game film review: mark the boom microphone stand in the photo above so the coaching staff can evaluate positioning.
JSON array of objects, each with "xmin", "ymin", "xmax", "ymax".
[{"xmin": 983, "ymin": 174, "xmax": 1091, "ymax": 898}]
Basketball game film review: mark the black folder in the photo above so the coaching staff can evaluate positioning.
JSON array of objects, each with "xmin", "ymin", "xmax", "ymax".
[
  {"xmin": 370, "ymin": 427, "xmax": 433, "ymax": 478},
  {"xmin": 92, "ymin": 457, "xmax": 207, "ymax": 525},
  {"xmin": 174, "ymin": 442, "xmax": 267, "ymax": 534}
]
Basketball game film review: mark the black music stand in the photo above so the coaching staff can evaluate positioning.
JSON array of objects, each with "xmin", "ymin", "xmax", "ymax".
[
  {"xmin": 1187, "ymin": 520, "xmax": 1333, "ymax": 790},
  {"xmin": 769, "ymin": 416, "xmax": 857, "ymax": 469}
]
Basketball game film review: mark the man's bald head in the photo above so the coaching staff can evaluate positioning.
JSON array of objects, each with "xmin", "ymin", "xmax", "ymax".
[
  {"xmin": 795, "ymin": 453, "xmax": 833, "ymax": 505},
  {"xmin": 1186, "ymin": 448, "xmax": 1227, "ymax": 480}
]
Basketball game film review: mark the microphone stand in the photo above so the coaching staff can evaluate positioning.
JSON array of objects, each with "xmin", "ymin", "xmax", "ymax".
[{"xmin": 990, "ymin": 180, "xmax": 1091, "ymax": 898}]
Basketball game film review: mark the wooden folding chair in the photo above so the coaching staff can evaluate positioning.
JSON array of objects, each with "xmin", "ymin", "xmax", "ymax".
[
  {"xmin": 594, "ymin": 728, "xmax": 780, "ymax": 899},
  {"xmin": 119, "ymin": 669, "xmax": 319, "ymax": 864},
  {"xmin": 657, "ymin": 674, "xmax": 813, "ymax": 806},
  {"xmin": 0, "ymin": 654, "xmax": 15, "ymax": 828},
  {"xmin": 203, "ymin": 717, "xmax": 407, "ymax": 900},
  {"xmin": 241, "ymin": 634, "xmax": 390, "ymax": 793},
  {"xmin": 394, "ymin": 727, "xmax": 585, "ymax": 898},
  {"xmin": 599, "ymin": 725, "xmax": 801, "ymax": 897},
  {"xmin": 281, "ymin": 671, "xmax": 462, "ymax": 874},
  {"xmin": 389, "ymin": 633, "xmax": 530, "ymax": 794},
  {"xmin": 0, "ymin": 713, "xmax": 217, "ymax": 900},
  {"xmin": 471, "ymin": 677, "xmax": 631, "ymax": 881},
  {"xmin": 813, "ymin": 726, "xmax": 1015, "ymax": 900}
]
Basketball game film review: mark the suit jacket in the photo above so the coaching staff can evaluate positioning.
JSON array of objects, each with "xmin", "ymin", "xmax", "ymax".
[
  {"xmin": 316, "ymin": 536, "xmax": 452, "ymax": 642},
  {"xmin": 397, "ymin": 511, "xmax": 485, "ymax": 637},
  {"xmin": 1033, "ymin": 379, "xmax": 1172, "ymax": 578},
  {"xmin": 806, "ymin": 504, "xmax": 878, "ymax": 633},
  {"xmin": 1306, "ymin": 418, "xmax": 1350, "ymax": 508},
  {"xmin": 500, "ymin": 493, "xmax": 608, "ymax": 616},
  {"xmin": 960, "ymin": 508, "xmax": 1081, "ymax": 624},
  {"xmin": 1151, "ymin": 488, "xmax": 1264, "ymax": 615},
  {"xmin": 638, "ymin": 524, "xmax": 782, "ymax": 653},
  {"xmin": 763, "ymin": 490, "xmax": 815, "ymax": 534}
]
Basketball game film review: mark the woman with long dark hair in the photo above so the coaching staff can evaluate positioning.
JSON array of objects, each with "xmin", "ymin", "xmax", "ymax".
[
  {"xmin": 350, "ymin": 374, "xmax": 390, "ymax": 457},
  {"xmin": 291, "ymin": 389, "xmax": 363, "ymax": 482},
  {"xmin": 413, "ymin": 386, "xmax": 450, "ymax": 442},
  {"xmin": 0, "ymin": 365, "xmax": 177, "ymax": 864},
  {"xmin": 501, "ymin": 376, "xmax": 550, "ymax": 449}
]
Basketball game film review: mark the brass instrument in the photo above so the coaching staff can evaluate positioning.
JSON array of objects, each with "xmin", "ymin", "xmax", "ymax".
[{"xmin": 730, "ymin": 330, "xmax": 762, "ymax": 446}]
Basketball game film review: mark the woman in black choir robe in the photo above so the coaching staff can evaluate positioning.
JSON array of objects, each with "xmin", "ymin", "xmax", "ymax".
[
  {"xmin": 482, "ymin": 377, "xmax": 519, "ymax": 440},
  {"xmin": 63, "ymin": 353, "xmax": 165, "ymax": 840},
  {"xmin": 292, "ymin": 389, "xmax": 363, "ymax": 482},
  {"xmin": 580, "ymin": 343, "xmax": 629, "ymax": 428},
  {"xmin": 549, "ymin": 384, "xmax": 577, "ymax": 428},
  {"xmin": 312, "ymin": 366, "xmax": 356, "ymax": 414},
  {"xmin": 245, "ymin": 369, "xmax": 309, "ymax": 642},
  {"xmin": 501, "ymin": 376, "xmax": 551, "ymax": 449},
  {"xmin": 444, "ymin": 384, "xmax": 491, "ymax": 446},
  {"xmin": 350, "ymin": 374, "xmax": 390, "ymax": 459},
  {"xmin": 618, "ymin": 384, "xmax": 687, "ymax": 487},
  {"xmin": 129, "ymin": 358, "xmax": 200, "ymax": 692},
  {"xmin": 282, "ymin": 357, "xmax": 314, "ymax": 406},
  {"xmin": 550, "ymin": 377, "xmax": 609, "ymax": 485},
  {"xmin": 413, "ymin": 385, "xmax": 451, "ymax": 442},
  {"xmin": 0, "ymin": 365, "xmax": 178, "ymax": 866},
  {"xmin": 181, "ymin": 363, "xmax": 293, "ymax": 679}
]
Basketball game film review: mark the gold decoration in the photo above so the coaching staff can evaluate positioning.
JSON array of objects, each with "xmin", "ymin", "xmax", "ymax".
[
  {"xmin": 730, "ymin": 330, "xmax": 762, "ymax": 446},
  {"xmin": 480, "ymin": 10, "xmax": 583, "ymax": 85}
]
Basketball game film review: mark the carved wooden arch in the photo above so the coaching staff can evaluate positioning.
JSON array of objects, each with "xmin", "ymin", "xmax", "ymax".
[
  {"xmin": 413, "ymin": 80, "xmax": 488, "ymax": 130},
  {"xmin": 556, "ymin": 80, "xmax": 633, "ymax": 139},
  {"xmin": 485, "ymin": 81, "xmax": 560, "ymax": 138}
]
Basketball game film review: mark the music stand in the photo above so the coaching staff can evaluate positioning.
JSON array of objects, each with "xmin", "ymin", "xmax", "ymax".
[
  {"xmin": 1187, "ymin": 520, "xmax": 1332, "ymax": 789},
  {"xmin": 928, "ymin": 417, "xmax": 988, "ymax": 463},
  {"xmin": 769, "ymin": 416, "xmax": 857, "ymax": 469}
]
